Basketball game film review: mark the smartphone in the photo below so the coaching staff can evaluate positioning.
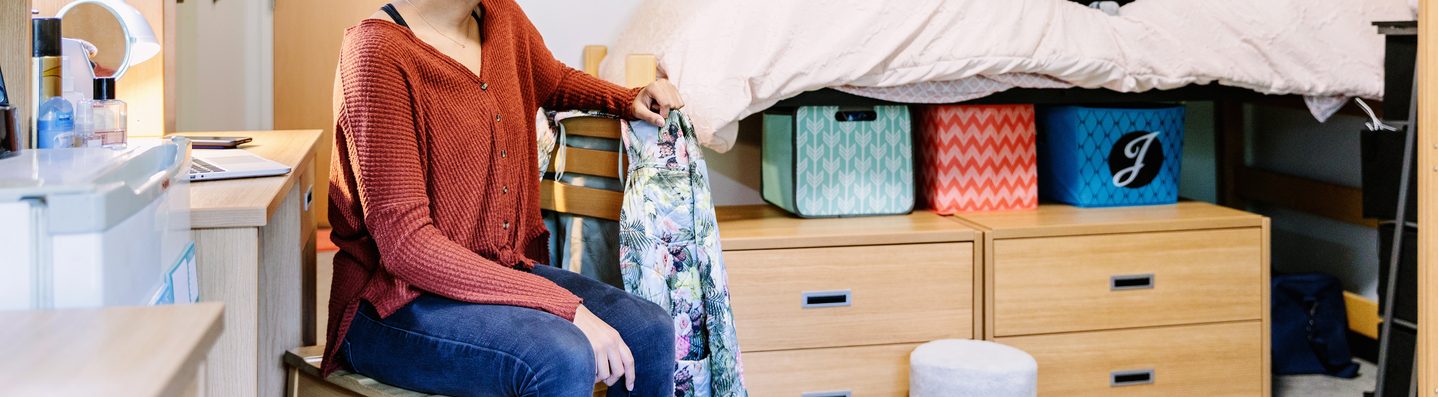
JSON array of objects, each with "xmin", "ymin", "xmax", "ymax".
[{"xmin": 189, "ymin": 136, "xmax": 253, "ymax": 149}]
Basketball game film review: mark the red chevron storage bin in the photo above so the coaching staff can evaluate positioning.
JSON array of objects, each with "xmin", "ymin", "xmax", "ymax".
[{"xmin": 917, "ymin": 104, "xmax": 1038, "ymax": 214}]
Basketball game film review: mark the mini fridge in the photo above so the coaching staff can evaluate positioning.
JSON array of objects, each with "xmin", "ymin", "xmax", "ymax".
[{"xmin": 0, "ymin": 137, "xmax": 195, "ymax": 309}]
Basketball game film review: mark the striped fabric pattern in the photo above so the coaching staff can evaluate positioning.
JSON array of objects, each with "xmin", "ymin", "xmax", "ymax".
[{"xmin": 918, "ymin": 105, "xmax": 1038, "ymax": 214}]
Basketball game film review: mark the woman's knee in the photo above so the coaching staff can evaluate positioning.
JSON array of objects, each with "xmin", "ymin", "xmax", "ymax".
[
  {"xmin": 648, "ymin": 302, "xmax": 676, "ymax": 338},
  {"xmin": 629, "ymin": 299, "xmax": 676, "ymax": 351},
  {"xmin": 526, "ymin": 323, "xmax": 596, "ymax": 380}
]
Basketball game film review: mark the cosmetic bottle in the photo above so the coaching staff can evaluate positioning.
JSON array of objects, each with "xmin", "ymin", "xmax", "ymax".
[
  {"xmin": 73, "ymin": 95, "xmax": 97, "ymax": 148},
  {"xmin": 35, "ymin": 95, "xmax": 75, "ymax": 149},
  {"xmin": 31, "ymin": 18, "xmax": 65, "ymax": 149},
  {"xmin": 81, "ymin": 78, "xmax": 125, "ymax": 148}
]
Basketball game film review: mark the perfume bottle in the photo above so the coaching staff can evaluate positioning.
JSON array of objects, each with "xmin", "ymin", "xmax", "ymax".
[{"xmin": 80, "ymin": 78, "xmax": 125, "ymax": 148}]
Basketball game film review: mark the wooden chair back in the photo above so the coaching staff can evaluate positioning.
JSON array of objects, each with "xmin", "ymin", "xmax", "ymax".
[{"xmin": 538, "ymin": 47, "xmax": 656, "ymax": 221}]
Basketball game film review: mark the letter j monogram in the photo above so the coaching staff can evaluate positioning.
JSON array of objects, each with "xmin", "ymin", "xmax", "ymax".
[{"xmin": 1111, "ymin": 131, "xmax": 1160, "ymax": 187}]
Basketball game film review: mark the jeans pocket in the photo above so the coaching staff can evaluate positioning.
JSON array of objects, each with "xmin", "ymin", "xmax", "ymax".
[
  {"xmin": 342, "ymin": 339, "xmax": 364, "ymax": 375},
  {"xmin": 344, "ymin": 311, "xmax": 382, "ymax": 375}
]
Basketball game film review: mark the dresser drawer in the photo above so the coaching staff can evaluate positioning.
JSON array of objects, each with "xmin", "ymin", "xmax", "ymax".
[
  {"xmin": 997, "ymin": 321, "xmax": 1263, "ymax": 396},
  {"xmin": 743, "ymin": 343, "xmax": 915, "ymax": 397},
  {"xmin": 726, "ymin": 243, "xmax": 973, "ymax": 352},
  {"xmin": 992, "ymin": 228, "xmax": 1262, "ymax": 336}
]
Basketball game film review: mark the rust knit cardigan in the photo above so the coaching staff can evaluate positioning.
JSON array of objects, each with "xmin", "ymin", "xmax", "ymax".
[{"xmin": 324, "ymin": 1, "xmax": 640, "ymax": 376}]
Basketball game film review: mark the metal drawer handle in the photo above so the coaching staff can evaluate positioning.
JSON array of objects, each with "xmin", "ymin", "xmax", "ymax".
[
  {"xmin": 1110, "ymin": 274, "xmax": 1155, "ymax": 291},
  {"xmin": 304, "ymin": 185, "xmax": 314, "ymax": 211},
  {"xmin": 802, "ymin": 290, "xmax": 852, "ymax": 308},
  {"xmin": 802, "ymin": 390, "xmax": 852, "ymax": 397},
  {"xmin": 1111, "ymin": 369, "xmax": 1155, "ymax": 387}
]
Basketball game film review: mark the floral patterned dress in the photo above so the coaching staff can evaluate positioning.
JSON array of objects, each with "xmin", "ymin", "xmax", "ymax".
[{"xmin": 616, "ymin": 110, "xmax": 747, "ymax": 397}]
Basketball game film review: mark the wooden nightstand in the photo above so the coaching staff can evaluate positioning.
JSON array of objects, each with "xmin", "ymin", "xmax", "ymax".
[
  {"xmin": 716, "ymin": 205, "xmax": 980, "ymax": 396},
  {"xmin": 953, "ymin": 202, "xmax": 1271, "ymax": 396}
]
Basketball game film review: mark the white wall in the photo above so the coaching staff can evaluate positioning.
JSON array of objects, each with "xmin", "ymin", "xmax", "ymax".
[
  {"xmin": 174, "ymin": 0, "xmax": 273, "ymax": 132},
  {"xmin": 515, "ymin": 1, "xmax": 641, "ymax": 69},
  {"xmin": 518, "ymin": 0, "xmax": 766, "ymax": 206}
]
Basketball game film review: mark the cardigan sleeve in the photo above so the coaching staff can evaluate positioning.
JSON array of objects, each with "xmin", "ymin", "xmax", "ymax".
[
  {"xmin": 521, "ymin": 20, "xmax": 641, "ymax": 118},
  {"xmin": 336, "ymin": 37, "xmax": 581, "ymax": 320}
]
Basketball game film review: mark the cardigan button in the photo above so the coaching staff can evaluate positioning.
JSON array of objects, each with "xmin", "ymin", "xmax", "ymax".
[
  {"xmin": 502, "ymin": 221, "xmax": 510, "ymax": 230},
  {"xmin": 501, "ymin": 150, "xmax": 507, "ymax": 158},
  {"xmin": 481, "ymin": 82, "xmax": 489, "ymax": 91},
  {"xmin": 495, "ymin": 114, "xmax": 502, "ymax": 122},
  {"xmin": 503, "ymin": 185, "xmax": 509, "ymax": 194}
]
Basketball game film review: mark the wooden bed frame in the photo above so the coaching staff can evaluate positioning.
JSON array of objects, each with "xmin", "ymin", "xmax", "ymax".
[
  {"xmin": 566, "ymin": 44, "xmax": 1386, "ymax": 330},
  {"xmin": 564, "ymin": 42, "xmax": 1436, "ymax": 389},
  {"xmin": 1416, "ymin": 1, "xmax": 1434, "ymax": 393}
]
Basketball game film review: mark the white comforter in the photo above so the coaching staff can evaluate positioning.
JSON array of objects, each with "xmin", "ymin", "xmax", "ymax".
[{"xmin": 600, "ymin": 0, "xmax": 1412, "ymax": 152}]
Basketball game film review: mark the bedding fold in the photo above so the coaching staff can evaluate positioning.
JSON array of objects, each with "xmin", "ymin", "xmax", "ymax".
[{"xmin": 601, "ymin": 0, "xmax": 1412, "ymax": 152}]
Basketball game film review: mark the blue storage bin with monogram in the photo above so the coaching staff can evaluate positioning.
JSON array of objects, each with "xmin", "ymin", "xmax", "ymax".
[
  {"xmin": 1037, "ymin": 104, "xmax": 1185, "ymax": 207},
  {"xmin": 762, "ymin": 105, "xmax": 914, "ymax": 218}
]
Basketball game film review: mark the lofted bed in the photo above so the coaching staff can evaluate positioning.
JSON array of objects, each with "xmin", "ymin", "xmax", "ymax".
[{"xmin": 538, "ymin": 2, "xmax": 1424, "ymax": 392}]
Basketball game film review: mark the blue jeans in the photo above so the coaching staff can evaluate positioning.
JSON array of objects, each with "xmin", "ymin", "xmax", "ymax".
[{"xmin": 341, "ymin": 265, "xmax": 675, "ymax": 397}]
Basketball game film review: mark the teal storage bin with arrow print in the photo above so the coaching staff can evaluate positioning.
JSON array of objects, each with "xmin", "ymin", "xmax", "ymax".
[{"xmin": 761, "ymin": 105, "xmax": 915, "ymax": 218}]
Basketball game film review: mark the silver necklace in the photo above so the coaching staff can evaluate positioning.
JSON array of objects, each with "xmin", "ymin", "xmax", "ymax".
[{"xmin": 403, "ymin": 0, "xmax": 474, "ymax": 49}]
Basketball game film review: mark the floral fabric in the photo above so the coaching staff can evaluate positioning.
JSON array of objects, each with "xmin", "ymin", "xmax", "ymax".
[{"xmin": 622, "ymin": 111, "xmax": 748, "ymax": 397}]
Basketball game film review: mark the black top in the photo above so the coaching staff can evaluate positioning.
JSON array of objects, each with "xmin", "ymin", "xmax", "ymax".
[
  {"xmin": 380, "ymin": 3, "xmax": 482, "ymax": 32},
  {"xmin": 380, "ymin": 4, "xmax": 409, "ymax": 28}
]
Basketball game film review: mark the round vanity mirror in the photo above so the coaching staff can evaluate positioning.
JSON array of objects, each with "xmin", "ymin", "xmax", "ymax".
[{"xmin": 58, "ymin": 0, "xmax": 160, "ymax": 79}]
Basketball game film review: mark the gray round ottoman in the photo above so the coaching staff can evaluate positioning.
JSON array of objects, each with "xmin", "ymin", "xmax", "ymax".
[{"xmin": 910, "ymin": 339, "xmax": 1037, "ymax": 397}]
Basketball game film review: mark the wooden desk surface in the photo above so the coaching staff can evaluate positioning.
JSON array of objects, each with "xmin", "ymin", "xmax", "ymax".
[
  {"xmin": 716, "ymin": 205, "xmax": 976, "ymax": 251},
  {"xmin": 174, "ymin": 130, "xmax": 322, "ymax": 228},
  {"xmin": 952, "ymin": 201, "xmax": 1266, "ymax": 239},
  {"xmin": 0, "ymin": 303, "xmax": 224, "ymax": 397}
]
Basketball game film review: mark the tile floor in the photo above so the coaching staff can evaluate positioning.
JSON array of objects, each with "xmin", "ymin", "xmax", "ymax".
[{"xmin": 1275, "ymin": 359, "xmax": 1378, "ymax": 397}]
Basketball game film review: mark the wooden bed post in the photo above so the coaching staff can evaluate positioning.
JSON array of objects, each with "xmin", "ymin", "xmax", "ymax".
[
  {"xmin": 1214, "ymin": 100, "xmax": 1248, "ymax": 209},
  {"xmin": 625, "ymin": 54, "xmax": 657, "ymax": 88},
  {"xmin": 582, "ymin": 45, "xmax": 607, "ymax": 77},
  {"xmin": 1418, "ymin": 0, "xmax": 1436, "ymax": 394},
  {"xmin": 578, "ymin": 45, "xmax": 657, "ymax": 88}
]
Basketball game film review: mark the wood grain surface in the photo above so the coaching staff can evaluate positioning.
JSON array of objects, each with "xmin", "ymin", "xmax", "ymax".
[
  {"xmin": 0, "ymin": 303, "xmax": 224, "ymax": 397},
  {"xmin": 177, "ymin": 130, "xmax": 321, "ymax": 228},
  {"xmin": 726, "ymin": 243, "xmax": 974, "ymax": 351},
  {"xmin": 741, "ymin": 343, "xmax": 918, "ymax": 397},
  {"xmin": 998, "ymin": 321, "xmax": 1264, "ymax": 397},
  {"xmin": 955, "ymin": 201, "xmax": 1264, "ymax": 239},
  {"xmin": 991, "ymin": 228, "xmax": 1264, "ymax": 336},
  {"xmin": 716, "ymin": 205, "xmax": 975, "ymax": 251}
]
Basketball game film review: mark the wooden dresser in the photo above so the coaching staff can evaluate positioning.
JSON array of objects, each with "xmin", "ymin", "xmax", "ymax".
[
  {"xmin": 716, "ymin": 205, "xmax": 979, "ymax": 397},
  {"xmin": 180, "ymin": 130, "xmax": 321, "ymax": 397},
  {"xmin": 953, "ymin": 202, "xmax": 1270, "ymax": 396}
]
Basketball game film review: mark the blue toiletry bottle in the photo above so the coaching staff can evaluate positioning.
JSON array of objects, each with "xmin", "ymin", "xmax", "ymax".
[{"xmin": 36, "ymin": 95, "xmax": 75, "ymax": 148}]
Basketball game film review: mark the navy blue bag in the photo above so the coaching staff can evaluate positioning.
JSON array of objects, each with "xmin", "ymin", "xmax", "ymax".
[{"xmin": 1272, "ymin": 273, "xmax": 1360, "ymax": 378}]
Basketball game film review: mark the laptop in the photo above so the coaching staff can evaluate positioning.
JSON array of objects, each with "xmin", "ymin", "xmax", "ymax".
[{"xmin": 188, "ymin": 149, "xmax": 292, "ymax": 181}]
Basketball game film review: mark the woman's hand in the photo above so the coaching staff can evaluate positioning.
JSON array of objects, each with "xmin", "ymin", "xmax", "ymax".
[
  {"xmin": 573, "ymin": 305, "xmax": 636, "ymax": 390},
  {"xmin": 632, "ymin": 79, "xmax": 685, "ymax": 126}
]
